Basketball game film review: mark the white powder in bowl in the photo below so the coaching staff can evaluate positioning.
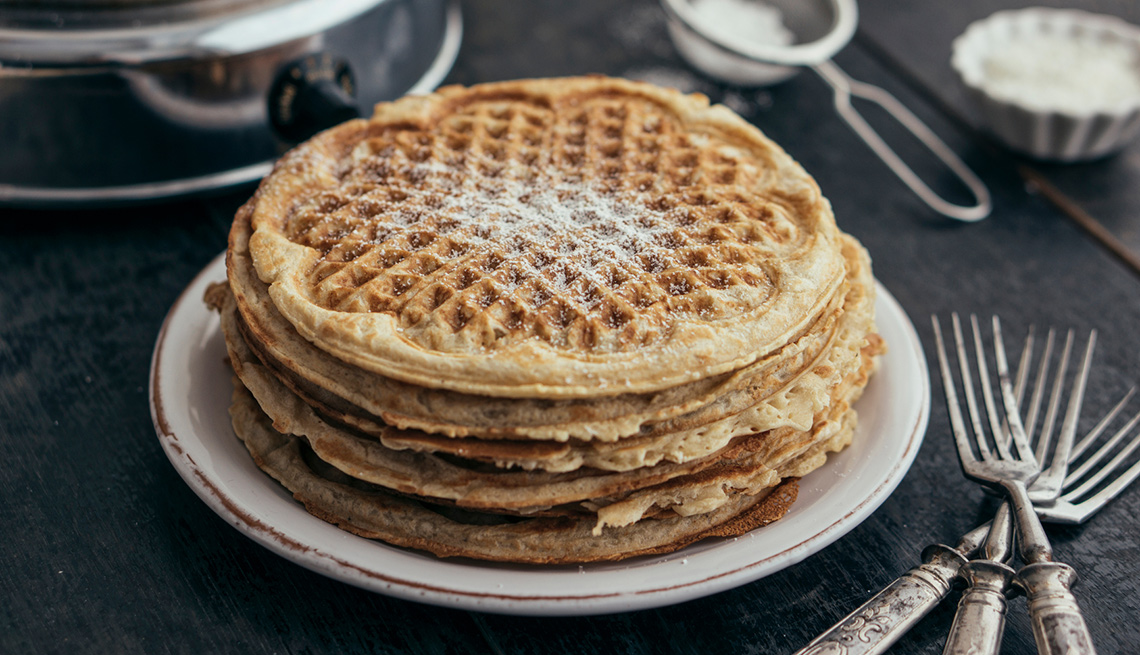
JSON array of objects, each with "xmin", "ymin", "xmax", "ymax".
[
  {"xmin": 690, "ymin": 0, "xmax": 794, "ymax": 47},
  {"xmin": 983, "ymin": 33, "xmax": 1140, "ymax": 114}
]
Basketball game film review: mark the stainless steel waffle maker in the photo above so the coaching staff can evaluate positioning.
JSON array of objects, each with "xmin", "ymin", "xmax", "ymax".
[{"xmin": 0, "ymin": 0, "xmax": 462, "ymax": 207}]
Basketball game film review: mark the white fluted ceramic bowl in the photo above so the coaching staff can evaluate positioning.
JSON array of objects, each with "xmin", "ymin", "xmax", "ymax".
[{"xmin": 951, "ymin": 8, "xmax": 1140, "ymax": 162}]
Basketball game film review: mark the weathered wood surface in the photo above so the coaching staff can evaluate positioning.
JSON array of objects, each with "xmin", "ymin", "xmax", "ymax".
[{"xmin": 3, "ymin": 1, "xmax": 1138, "ymax": 653}]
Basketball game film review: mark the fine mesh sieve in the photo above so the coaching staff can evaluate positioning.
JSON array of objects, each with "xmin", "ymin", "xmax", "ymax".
[{"xmin": 662, "ymin": 0, "xmax": 991, "ymax": 222}]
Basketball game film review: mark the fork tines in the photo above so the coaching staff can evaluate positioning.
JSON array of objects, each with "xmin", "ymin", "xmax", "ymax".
[
  {"xmin": 934, "ymin": 314, "xmax": 1053, "ymax": 469},
  {"xmin": 1042, "ymin": 387, "xmax": 1140, "ymax": 523},
  {"xmin": 933, "ymin": 313, "xmax": 1140, "ymax": 523}
]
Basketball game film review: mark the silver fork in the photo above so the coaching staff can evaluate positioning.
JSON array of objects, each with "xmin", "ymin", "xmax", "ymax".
[
  {"xmin": 936, "ymin": 315, "xmax": 1095, "ymax": 654},
  {"xmin": 1037, "ymin": 386, "xmax": 1140, "ymax": 524},
  {"xmin": 792, "ymin": 408, "xmax": 1140, "ymax": 655},
  {"xmin": 793, "ymin": 324, "xmax": 1139, "ymax": 655},
  {"xmin": 937, "ymin": 313, "xmax": 1096, "ymax": 655}
]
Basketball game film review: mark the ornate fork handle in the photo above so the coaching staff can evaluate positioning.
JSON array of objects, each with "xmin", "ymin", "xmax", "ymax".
[
  {"xmin": 1005, "ymin": 480, "xmax": 1098, "ymax": 654},
  {"xmin": 793, "ymin": 544, "xmax": 970, "ymax": 655},
  {"xmin": 1019, "ymin": 562, "xmax": 1096, "ymax": 655},
  {"xmin": 942, "ymin": 560, "xmax": 1017, "ymax": 655},
  {"xmin": 942, "ymin": 501, "xmax": 1018, "ymax": 655}
]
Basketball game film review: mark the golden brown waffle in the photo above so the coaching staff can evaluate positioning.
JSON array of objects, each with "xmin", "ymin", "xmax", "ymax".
[
  {"xmin": 218, "ymin": 233, "xmax": 875, "ymax": 473},
  {"xmin": 222, "ymin": 309, "xmax": 857, "ymax": 522},
  {"xmin": 229, "ymin": 378, "xmax": 804, "ymax": 564},
  {"xmin": 245, "ymin": 76, "xmax": 849, "ymax": 397},
  {"xmin": 217, "ymin": 259, "xmax": 875, "ymax": 536},
  {"xmin": 211, "ymin": 76, "xmax": 885, "ymax": 563},
  {"xmin": 228, "ymin": 202, "xmax": 849, "ymax": 443}
]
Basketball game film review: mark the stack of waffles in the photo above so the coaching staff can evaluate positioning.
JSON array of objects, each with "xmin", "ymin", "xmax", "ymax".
[{"xmin": 206, "ymin": 76, "xmax": 885, "ymax": 563}]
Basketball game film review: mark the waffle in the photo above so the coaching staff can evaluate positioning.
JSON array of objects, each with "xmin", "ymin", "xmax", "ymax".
[
  {"xmin": 245, "ymin": 76, "xmax": 849, "ymax": 398},
  {"xmin": 221, "ymin": 231, "xmax": 875, "ymax": 473},
  {"xmin": 211, "ymin": 76, "xmax": 884, "ymax": 563},
  {"xmin": 229, "ymin": 379, "xmax": 804, "ymax": 564},
  {"xmin": 222, "ymin": 300, "xmax": 864, "ymax": 525},
  {"xmin": 229, "ymin": 202, "xmax": 849, "ymax": 444}
]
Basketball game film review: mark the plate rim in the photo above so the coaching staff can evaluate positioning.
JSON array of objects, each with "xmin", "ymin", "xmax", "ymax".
[{"xmin": 150, "ymin": 251, "xmax": 929, "ymax": 616}]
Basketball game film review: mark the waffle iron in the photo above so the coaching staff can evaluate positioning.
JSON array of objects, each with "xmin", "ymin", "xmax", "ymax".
[{"xmin": 0, "ymin": 0, "xmax": 462, "ymax": 206}]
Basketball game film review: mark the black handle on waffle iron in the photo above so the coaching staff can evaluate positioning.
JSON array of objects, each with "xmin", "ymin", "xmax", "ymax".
[{"xmin": 269, "ymin": 52, "xmax": 361, "ymax": 143}]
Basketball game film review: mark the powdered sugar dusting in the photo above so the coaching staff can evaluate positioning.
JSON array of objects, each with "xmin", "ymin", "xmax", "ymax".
[
  {"xmin": 368, "ymin": 154, "xmax": 691, "ymax": 304},
  {"xmin": 282, "ymin": 93, "xmax": 795, "ymax": 345}
]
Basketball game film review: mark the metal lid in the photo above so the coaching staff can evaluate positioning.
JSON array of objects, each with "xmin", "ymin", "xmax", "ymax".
[{"xmin": 0, "ymin": 0, "xmax": 387, "ymax": 66}]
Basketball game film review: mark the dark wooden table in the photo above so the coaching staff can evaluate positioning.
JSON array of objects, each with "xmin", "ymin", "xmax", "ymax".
[{"xmin": 4, "ymin": 1, "xmax": 1140, "ymax": 653}]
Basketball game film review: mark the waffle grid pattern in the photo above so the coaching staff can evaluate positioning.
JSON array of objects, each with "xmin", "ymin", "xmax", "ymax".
[{"xmin": 278, "ymin": 92, "xmax": 812, "ymax": 353}]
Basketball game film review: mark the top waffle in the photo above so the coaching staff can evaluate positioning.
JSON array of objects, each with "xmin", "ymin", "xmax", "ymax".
[{"xmin": 246, "ymin": 77, "xmax": 848, "ymax": 397}]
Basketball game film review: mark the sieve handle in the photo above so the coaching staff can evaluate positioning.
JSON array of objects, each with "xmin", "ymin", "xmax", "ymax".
[{"xmin": 813, "ymin": 61, "xmax": 991, "ymax": 222}]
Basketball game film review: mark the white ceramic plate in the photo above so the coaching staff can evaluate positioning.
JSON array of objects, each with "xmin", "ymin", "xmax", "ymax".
[{"xmin": 150, "ymin": 252, "xmax": 930, "ymax": 616}]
